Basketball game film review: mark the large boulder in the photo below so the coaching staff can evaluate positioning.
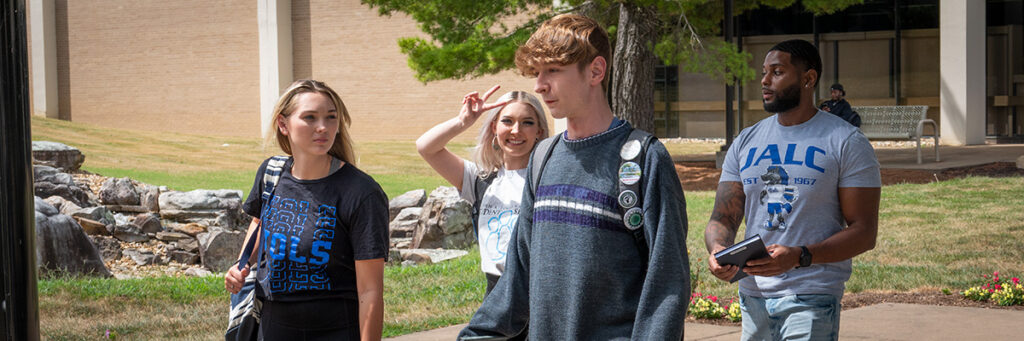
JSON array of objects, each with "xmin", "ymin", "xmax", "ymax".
[
  {"xmin": 389, "ymin": 189, "xmax": 426, "ymax": 221},
  {"xmin": 159, "ymin": 190, "xmax": 246, "ymax": 230},
  {"xmin": 197, "ymin": 226, "xmax": 245, "ymax": 272},
  {"xmin": 31, "ymin": 141, "xmax": 85, "ymax": 171},
  {"xmin": 99, "ymin": 177, "xmax": 141, "ymax": 206},
  {"xmin": 34, "ymin": 197, "xmax": 111, "ymax": 277},
  {"xmin": 412, "ymin": 186, "xmax": 474, "ymax": 249},
  {"xmin": 33, "ymin": 165, "xmax": 94, "ymax": 207},
  {"xmin": 389, "ymin": 207, "xmax": 421, "ymax": 238}
]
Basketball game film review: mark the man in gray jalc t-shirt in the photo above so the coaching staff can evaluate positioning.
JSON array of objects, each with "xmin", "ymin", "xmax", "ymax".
[{"xmin": 704, "ymin": 39, "xmax": 881, "ymax": 341}]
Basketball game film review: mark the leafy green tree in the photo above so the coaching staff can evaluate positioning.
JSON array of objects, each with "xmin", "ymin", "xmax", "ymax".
[{"xmin": 362, "ymin": 0, "xmax": 862, "ymax": 132}]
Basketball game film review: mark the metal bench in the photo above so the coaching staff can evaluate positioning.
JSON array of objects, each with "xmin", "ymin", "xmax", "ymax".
[{"xmin": 854, "ymin": 105, "xmax": 939, "ymax": 164}]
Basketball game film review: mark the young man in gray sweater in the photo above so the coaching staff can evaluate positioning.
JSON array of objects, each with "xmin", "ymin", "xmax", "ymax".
[{"xmin": 459, "ymin": 13, "xmax": 691, "ymax": 340}]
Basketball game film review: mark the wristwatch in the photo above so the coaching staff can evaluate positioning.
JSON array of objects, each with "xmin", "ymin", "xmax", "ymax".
[{"xmin": 797, "ymin": 246, "xmax": 812, "ymax": 268}]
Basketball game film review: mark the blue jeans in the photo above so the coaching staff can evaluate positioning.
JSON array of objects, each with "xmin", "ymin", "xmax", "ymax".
[{"xmin": 739, "ymin": 293, "xmax": 841, "ymax": 341}]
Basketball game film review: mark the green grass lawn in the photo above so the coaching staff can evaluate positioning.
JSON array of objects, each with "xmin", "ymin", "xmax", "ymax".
[{"xmin": 31, "ymin": 116, "xmax": 1024, "ymax": 338}]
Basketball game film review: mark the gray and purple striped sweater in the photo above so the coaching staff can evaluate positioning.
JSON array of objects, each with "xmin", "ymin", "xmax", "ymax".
[{"xmin": 462, "ymin": 121, "xmax": 692, "ymax": 340}]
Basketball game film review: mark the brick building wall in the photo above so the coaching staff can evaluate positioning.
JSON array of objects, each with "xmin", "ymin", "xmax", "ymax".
[
  {"xmin": 54, "ymin": 0, "xmax": 261, "ymax": 137},
  {"xmin": 31, "ymin": 0, "xmax": 540, "ymax": 141}
]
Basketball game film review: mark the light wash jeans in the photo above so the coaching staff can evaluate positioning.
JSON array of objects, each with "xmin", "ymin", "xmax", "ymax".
[{"xmin": 739, "ymin": 293, "xmax": 841, "ymax": 341}]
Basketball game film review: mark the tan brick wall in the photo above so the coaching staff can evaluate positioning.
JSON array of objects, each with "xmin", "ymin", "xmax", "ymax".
[
  {"xmin": 44, "ymin": 0, "xmax": 541, "ymax": 141},
  {"xmin": 58, "ymin": 0, "xmax": 260, "ymax": 137},
  {"xmin": 302, "ymin": 0, "xmax": 540, "ymax": 141}
]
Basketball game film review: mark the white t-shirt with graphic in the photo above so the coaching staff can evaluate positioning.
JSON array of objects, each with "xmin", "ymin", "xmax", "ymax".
[
  {"xmin": 461, "ymin": 161, "xmax": 527, "ymax": 276},
  {"xmin": 720, "ymin": 111, "xmax": 881, "ymax": 298}
]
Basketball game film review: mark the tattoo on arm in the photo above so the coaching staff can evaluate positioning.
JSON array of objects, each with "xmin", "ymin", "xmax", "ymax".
[{"xmin": 705, "ymin": 182, "xmax": 746, "ymax": 252}]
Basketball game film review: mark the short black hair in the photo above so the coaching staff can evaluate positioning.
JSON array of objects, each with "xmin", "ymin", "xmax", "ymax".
[{"xmin": 768, "ymin": 39, "xmax": 822, "ymax": 87}]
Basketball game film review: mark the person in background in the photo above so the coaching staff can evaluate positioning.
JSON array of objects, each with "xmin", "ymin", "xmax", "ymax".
[{"xmin": 820, "ymin": 83, "xmax": 861, "ymax": 127}]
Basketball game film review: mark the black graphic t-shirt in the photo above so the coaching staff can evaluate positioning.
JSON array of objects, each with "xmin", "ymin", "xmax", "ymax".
[{"xmin": 243, "ymin": 157, "xmax": 389, "ymax": 302}]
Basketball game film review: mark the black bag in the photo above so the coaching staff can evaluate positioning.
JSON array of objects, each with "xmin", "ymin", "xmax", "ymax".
[{"xmin": 225, "ymin": 156, "xmax": 289, "ymax": 341}]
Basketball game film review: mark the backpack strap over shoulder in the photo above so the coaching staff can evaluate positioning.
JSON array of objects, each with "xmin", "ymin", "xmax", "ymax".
[
  {"xmin": 470, "ymin": 171, "xmax": 498, "ymax": 239},
  {"xmin": 530, "ymin": 135, "xmax": 560, "ymax": 197},
  {"xmin": 239, "ymin": 155, "xmax": 289, "ymax": 271},
  {"xmin": 617, "ymin": 129, "xmax": 655, "ymax": 270},
  {"xmin": 261, "ymin": 156, "xmax": 289, "ymax": 202}
]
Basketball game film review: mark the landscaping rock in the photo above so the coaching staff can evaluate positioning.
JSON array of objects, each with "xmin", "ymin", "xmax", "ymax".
[
  {"xmin": 155, "ymin": 231, "xmax": 191, "ymax": 242},
  {"xmin": 70, "ymin": 206, "xmax": 116, "ymax": 226},
  {"xmin": 44, "ymin": 195, "xmax": 82, "ymax": 215},
  {"xmin": 123, "ymin": 249, "xmax": 159, "ymax": 266},
  {"xmin": 172, "ymin": 222, "xmax": 207, "ymax": 237},
  {"xmin": 1017, "ymin": 155, "xmax": 1024, "ymax": 169},
  {"xmin": 412, "ymin": 186, "xmax": 474, "ymax": 249},
  {"xmin": 168, "ymin": 250, "xmax": 199, "ymax": 264},
  {"xmin": 111, "ymin": 224, "xmax": 149, "ymax": 243},
  {"xmin": 399, "ymin": 248, "xmax": 469, "ymax": 264},
  {"xmin": 33, "ymin": 165, "xmax": 93, "ymax": 207},
  {"xmin": 197, "ymin": 226, "xmax": 244, "ymax": 272},
  {"xmin": 34, "ymin": 196, "xmax": 111, "ymax": 277},
  {"xmin": 133, "ymin": 213, "xmax": 163, "ymax": 234},
  {"xmin": 389, "ymin": 189, "xmax": 426, "ymax": 221},
  {"xmin": 403, "ymin": 251, "xmax": 433, "ymax": 265},
  {"xmin": 159, "ymin": 190, "xmax": 246, "ymax": 230},
  {"xmin": 389, "ymin": 207, "xmax": 421, "ymax": 238},
  {"xmin": 100, "ymin": 177, "xmax": 141, "ymax": 206},
  {"xmin": 174, "ymin": 238, "xmax": 200, "ymax": 253},
  {"xmin": 88, "ymin": 235, "xmax": 122, "ymax": 262},
  {"xmin": 75, "ymin": 217, "xmax": 110, "ymax": 235},
  {"xmin": 184, "ymin": 267, "xmax": 212, "ymax": 277},
  {"xmin": 31, "ymin": 141, "xmax": 85, "ymax": 171},
  {"xmin": 139, "ymin": 184, "xmax": 160, "ymax": 212}
]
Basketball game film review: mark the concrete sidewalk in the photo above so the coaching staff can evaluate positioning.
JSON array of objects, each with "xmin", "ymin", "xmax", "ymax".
[{"xmin": 385, "ymin": 303, "xmax": 1024, "ymax": 340}]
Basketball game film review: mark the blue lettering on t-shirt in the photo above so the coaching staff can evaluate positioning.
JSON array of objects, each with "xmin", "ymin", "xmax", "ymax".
[
  {"xmin": 739, "ymin": 144, "xmax": 827, "ymax": 174},
  {"xmin": 261, "ymin": 196, "xmax": 338, "ymax": 294}
]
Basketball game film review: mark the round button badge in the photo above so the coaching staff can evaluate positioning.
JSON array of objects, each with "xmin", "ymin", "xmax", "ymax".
[
  {"xmin": 623, "ymin": 207, "xmax": 643, "ymax": 230},
  {"xmin": 618, "ymin": 162, "xmax": 641, "ymax": 185},
  {"xmin": 620, "ymin": 139, "xmax": 641, "ymax": 160},
  {"xmin": 618, "ymin": 190, "xmax": 638, "ymax": 208}
]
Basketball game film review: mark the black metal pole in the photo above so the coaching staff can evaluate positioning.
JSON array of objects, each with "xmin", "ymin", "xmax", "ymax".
[
  {"xmin": 724, "ymin": 0, "xmax": 735, "ymax": 146},
  {"xmin": 894, "ymin": 0, "xmax": 902, "ymax": 104},
  {"xmin": 1, "ymin": 0, "xmax": 40, "ymax": 339},
  {"xmin": 813, "ymin": 15, "xmax": 819, "ymax": 104},
  {"xmin": 736, "ymin": 17, "xmax": 744, "ymax": 130}
]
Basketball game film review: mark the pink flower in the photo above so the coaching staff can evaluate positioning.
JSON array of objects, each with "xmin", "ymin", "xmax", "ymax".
[
  {"xmin": 710, "ymin": 296, "xmax": 718, "ymax": 302},
  {"xmin": 995, "ymin": 284, "xmax": 1002, "ymax": 290},
  {"xmin": 1013, "ymin": 277, "xmax": 1020, "ymax": 285}
]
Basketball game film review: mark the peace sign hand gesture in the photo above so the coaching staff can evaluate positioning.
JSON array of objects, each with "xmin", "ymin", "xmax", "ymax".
[{"xmin": 458, "ymin": 85, "xmax": 510, "ymax": 127}]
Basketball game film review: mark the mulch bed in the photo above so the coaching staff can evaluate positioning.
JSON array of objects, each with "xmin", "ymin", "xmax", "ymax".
[{"xmin": 676, "ymin": 161, "xmax": 1024, "ymax": 192}]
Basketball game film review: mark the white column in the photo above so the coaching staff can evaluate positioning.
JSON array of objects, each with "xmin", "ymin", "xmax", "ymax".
[
  {"xmin": 939, "ymin": 0, "xmax": 986, "ymax": 145},
  {"xmin": 258, "ymin": 0, "xmax": 293, "ymax": 137},
  {"xmin": 29, "ymin": 0, "xmax": 57, "ymax": 118}
]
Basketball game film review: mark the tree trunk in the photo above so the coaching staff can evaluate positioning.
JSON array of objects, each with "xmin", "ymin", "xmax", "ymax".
[{"xmin": 611, "ymin": 3, "xmax": 658, "ymax": 134}]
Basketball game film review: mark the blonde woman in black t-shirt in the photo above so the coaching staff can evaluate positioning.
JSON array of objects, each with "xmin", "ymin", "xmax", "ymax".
[{"xmin": 224, "ymin": 79, "xmax": 389, "ymax": 340}]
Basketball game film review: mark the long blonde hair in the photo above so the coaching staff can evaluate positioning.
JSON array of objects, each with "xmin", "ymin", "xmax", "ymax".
[
  {"xmin": 473, "ymin": 91, "xmax": 550, "ymax": 175},
  {"xmin": 266, "ymin": 79, "xmax": 356, "ymax": 165}
]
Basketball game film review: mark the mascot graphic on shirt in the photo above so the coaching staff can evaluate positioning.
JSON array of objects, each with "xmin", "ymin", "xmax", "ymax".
[{"xmin": 759, "ymin": 166, "xmax": 799, "ymax": 231}]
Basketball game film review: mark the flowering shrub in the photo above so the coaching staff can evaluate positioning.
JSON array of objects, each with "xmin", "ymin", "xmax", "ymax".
[
  {"xmin": 725, "ymin": 300, "xmax": 742, "ymax": 322},
  {"xmin": 689, "ymin": 292, "xmax": 744, "ymax": 322},
  {"xmin": 962, "ymin": 271, "xmax": 1023, "ymax": 306}
]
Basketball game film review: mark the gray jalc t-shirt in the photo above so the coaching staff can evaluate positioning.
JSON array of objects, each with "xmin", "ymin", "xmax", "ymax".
[{"xmin": 720, "ymin": 111, "xmax": 880, "ymax": 298}]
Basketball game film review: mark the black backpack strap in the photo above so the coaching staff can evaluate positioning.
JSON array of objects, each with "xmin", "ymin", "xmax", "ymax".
[
  {"xmin": 237, "ymin": 156, "xmax": 289, "ymax": 271},
  {"xmin": 530, "ymin": 135, "xmax": 560, "ymax": 197},
  {"xmin": 470, "ymin": 171, "xmax": 497, "ymax": 240},
  {"xmin": 617, "ymin": 129, "xmax": 655, "ymax": 270}
]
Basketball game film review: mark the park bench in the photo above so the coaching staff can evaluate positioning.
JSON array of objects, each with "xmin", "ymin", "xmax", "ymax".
[{"xmin": 854, "ymin": 105, "xmax": 939, "ymax": 164}]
